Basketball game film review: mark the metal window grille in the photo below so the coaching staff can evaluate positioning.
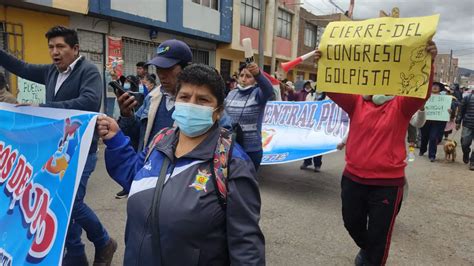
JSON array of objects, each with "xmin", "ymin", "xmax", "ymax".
[
  {"xmin": 0, "ymin": 21, "xmax": 24, "ymax": 91},
  {"xmin": 191, "ymin": 48, "xmax": 210, "ymax": 65},
  {"xmin": 122, "ymin": 37, "xmax": 159, "ymax": 76}
]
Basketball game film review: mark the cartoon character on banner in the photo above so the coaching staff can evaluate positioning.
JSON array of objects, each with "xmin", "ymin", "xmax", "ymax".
[{"xmin": 42, "ymin": 118, "xmax": 82, "ymax": 180}]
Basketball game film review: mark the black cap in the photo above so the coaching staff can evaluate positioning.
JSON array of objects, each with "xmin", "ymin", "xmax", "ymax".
[{"xmin": 147, "ymin": 39, "xmax": 193, "ymax": 69}]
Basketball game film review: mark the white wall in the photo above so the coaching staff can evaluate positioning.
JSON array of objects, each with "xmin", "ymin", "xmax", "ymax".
[
  {"xmin": 111, "ymin": 0, "xmax": 167, "ymax": 22},
  {"xmin": 183, "ymin": 1, "xmax": 220, "ymax": 35}
]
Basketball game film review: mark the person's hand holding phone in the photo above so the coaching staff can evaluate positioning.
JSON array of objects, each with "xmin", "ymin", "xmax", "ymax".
[{"xmin": 117, "ymin": 93, "xmax": 138, "ymax": 117}]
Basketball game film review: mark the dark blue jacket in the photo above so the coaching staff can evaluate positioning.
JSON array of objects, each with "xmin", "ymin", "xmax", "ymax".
[
  {"xmin": 104, "ymin": 125, "xmax": 265, "ymax": 266},
  {"xmin": 224, "ymin": 73, "xmax": 273, "ymax": 153},
  {"xmin": 0, "ymin": 49, "xmax": 102, "ymax": 153},
  {"xmin": 456, "ymin": 93, "xmax": 474, "ymax": 129}
]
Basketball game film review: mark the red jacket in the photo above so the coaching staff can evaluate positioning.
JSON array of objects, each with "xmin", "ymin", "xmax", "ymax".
[{"xmin": 328, "ymin": 68, "xmax": 433, "ymax": 186}]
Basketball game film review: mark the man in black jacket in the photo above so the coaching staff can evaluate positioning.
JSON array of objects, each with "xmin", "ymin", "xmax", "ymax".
[
  {"xmin": 0, "ymin": 26, "xmax": 116, "ymax": 265},
  {"xmin": 456, "ymin": 92, "xmax": 474, "ymax": 170}
]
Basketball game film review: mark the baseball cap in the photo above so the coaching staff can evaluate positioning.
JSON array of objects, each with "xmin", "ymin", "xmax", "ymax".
[{"xmin": 147, "ymin": 39, "xmax": 193, "ymax": 69}]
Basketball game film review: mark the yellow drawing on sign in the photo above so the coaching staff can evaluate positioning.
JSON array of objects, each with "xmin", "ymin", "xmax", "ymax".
[{"xmin": 316, "ymin": 15, "xmax": 439, "ymax": 98}]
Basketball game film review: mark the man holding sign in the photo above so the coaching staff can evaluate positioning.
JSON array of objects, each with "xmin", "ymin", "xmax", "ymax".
[{"xmin": 315, "ymin": 14, "xmax": 438, "ymax": 266}]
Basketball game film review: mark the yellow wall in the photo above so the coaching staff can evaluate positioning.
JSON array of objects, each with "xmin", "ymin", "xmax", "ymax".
[{"xmin": 0, "ymin": 6, "xmax": 69, "ymax": 94}]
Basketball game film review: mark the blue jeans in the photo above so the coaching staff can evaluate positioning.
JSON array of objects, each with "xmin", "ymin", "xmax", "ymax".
[
  {"xmin": 303, "ymin": 156, "xmax": 323, "ymax": 168},
  {"xmin": 65, "ymin": 153, "xmax": 109, "ymax": 256},
  {"xmin": 247, "ymin": 150, "xmax": 263, "ymax": 171}
]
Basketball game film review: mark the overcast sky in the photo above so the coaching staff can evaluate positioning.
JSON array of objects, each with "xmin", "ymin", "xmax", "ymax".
[{"xmin": 304, "ymin": 0, "xmax": 474, "ymax": 69}]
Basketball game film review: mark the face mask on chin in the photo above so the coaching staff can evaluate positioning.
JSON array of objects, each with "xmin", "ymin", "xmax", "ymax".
[
  {"xmin": 237, "ymin": 84, "xmax": 253, "ymax": 91},
  {"xmin": 372, "ymin": 95, "xmax": 395, "ymax": 105},
  {"xmin": 172, "ymin": 102, "xmax": 216, "ymax": 137}
]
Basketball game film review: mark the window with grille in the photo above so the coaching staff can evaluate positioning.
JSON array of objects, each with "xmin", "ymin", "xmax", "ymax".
[
  {"xmin": 316, "ymin": 26, "xmax": 325, "ymax": 48},
  {"xmin": 304, "ymin": 23, "xmax": 317, "ymax": 48},
  {"xmin": 191, "ymin": 49, "xmax": 210, "ymax": 65},
  {"xmin": 122, "ymin": 37, "xmax": 159, "ymax": 76},
  {"xmin": 123, "ymin": 37, "xmax": 210, "ymax": 75},
  {"xmin": 241, "ymin": 0, "xmax": 260, "ymax": 29},
  {"xmin": 277, "ymin": 9, "xmax": 292, "ymax": 39},
  {"xmin": 220, "ymin": 59, "xmax": 232, "ymax": 81},
  {"xmin": 0, "ymin": 22, "xmax": 24, "ymax": 91},
  {"xmin": 192, "ymin": 0, "xmax": 219, "ymax": 10}
]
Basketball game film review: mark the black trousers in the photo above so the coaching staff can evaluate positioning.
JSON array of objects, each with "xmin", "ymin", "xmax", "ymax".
[
  {"xmin": 420, "ymin": 120, "xmax": 447, "ymax": 159},
  {"xmin": 341, "ymin": 176, "xmax": 404, "ymax": 266},
  {"xmin": 303, "ymin": 155, "xmax": 323, "ymax": 167}
]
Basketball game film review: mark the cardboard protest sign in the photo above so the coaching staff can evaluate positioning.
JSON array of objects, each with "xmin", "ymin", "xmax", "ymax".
[
  {"xmin": 317, "ymin": 15, "xmax": 439, "ymax": 98},
  {"xmin": 17, "ymin": 78, "xmax": 46, "ymax": 104},
  {"xmin": 425, "ymin": 95, "xmax": 452, "ymax": 121}
]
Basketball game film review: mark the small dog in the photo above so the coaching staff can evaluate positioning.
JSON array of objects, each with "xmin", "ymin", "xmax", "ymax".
[{"xmin": 444, "ymin": 139, "xmax": 457, "ymax": 162}]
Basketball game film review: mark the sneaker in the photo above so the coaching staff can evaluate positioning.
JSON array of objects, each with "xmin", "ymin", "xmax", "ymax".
[
  {"xmin": 354, "ymin": 249, "xmax": 368, "ymax": 266},
  {"xmin": 300, "ymin": 164, "xmax": 310, "ymax": 170},
  {"xmin": 314, "ymin": 166, "xmax": 321, "ymax": 172},
  {"xmin": 93, "ymin": 238, "xmax": 117, "ymax": 266},
  {"xmin": 463, "ymin": 153, "xmax": 469, "ymax": 164},
  {"xmin": 430, "ymin": 158, "xmax": 435, "ymax": 162},
  {"xmin": 63, "ymin": 254, "xmax": 88, "ymax": 266},
  {"xmin": 419, "ymin": 151, "xmax": 425, "ymax": 156},
  {"xmin": 470, "ymin": 164, "xmax": 474, "ymax": 171},
  {"xmin": 115, "ymin": 189, "xmax": 128, "ymax": 199}
]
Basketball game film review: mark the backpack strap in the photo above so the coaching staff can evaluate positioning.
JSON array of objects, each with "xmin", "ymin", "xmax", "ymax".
[
  {"xmin": 145, "ymin": 127, "xmax": 176, "ymax": 163},
  {"xmin": 210, "ymin": 128, "xmax": 234, "ymax": 209}
]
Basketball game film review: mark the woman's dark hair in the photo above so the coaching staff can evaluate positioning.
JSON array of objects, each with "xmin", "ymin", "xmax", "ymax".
[
  {"xmin": 177, "ymin": 64, "xmax": 225, "ymax": 107},
  {"xmin": 126, "ymin": 75, "xmax": 140, "ymax": 92},
  {"xmin": 433, "ymin": 82, "xmax": 445, "ymax": 91},
  {"xmin": 45, "ymin": 26, "xmax": 79, "ymax": 48},
  {"xmin": 238, "ymin": 63, "xmax": 247, "ymax": 74},
  {"xmin": 118, "ymin": 75, "xmax": 126, "ymax": 86},
  {"xmin": 143, "ymin": 74, "xmax": 157, "ymax": 86},
  {"xmin": 136, "ymin": 62, "xmax": 146, "ymax": 68}
]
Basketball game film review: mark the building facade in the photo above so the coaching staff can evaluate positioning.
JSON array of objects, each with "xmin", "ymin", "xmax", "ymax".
[
  {"xmin": 434, "ymin": 54, "xmax": 459, "ymax": 85},
  {"xmin": 293, "ymin": 11, "xmax": 347, "ymax": 83},
  {"xmin": 0, "ymin": 0, "xmax": 233, "ymax": 113},
  {"xmin": 215, "ymin": 0, "xmax": 300, "ymax": 81}
]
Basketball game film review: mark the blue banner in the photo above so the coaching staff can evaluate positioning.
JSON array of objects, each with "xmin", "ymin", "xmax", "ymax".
[
  {"xmin": 261, "ymin": 100, "xmax": 349, "ymax": 165},
  {"xmin": 0, "ymin": 103, "xmax": 97, "ymax": 266}
]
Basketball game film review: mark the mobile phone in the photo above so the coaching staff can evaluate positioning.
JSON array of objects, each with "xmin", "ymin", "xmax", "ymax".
[
  {"xmin": 109, "ymin": 81, "xmax": 126, "ymax": 97},
  {"xmin": 127, "ymin": 91, "xmax": 142, "ymax": 98}
]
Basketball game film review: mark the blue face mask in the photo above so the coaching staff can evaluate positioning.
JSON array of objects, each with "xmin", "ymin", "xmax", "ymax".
[
  {"xmin": 123, "ymin": 83, "xmax": 131, "ymax": 91},
  {"xmin": 172, "ymin": 102, "xmax": 216, "ymax": 137}
]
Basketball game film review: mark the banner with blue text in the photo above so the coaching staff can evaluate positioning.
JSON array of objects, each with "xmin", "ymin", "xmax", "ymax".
[
  {"xmin": 0, "ymin": 103, "xmax": 97, "ymax": 266},
  {"xmin": 261, "ymin": 100, "xmax": 349, "ymax": 165}
]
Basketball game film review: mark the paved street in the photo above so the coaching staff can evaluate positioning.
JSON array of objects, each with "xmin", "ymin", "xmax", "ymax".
[{"xmin": 84, "ymin": 142, "xmax": 474, "ymax": 265}]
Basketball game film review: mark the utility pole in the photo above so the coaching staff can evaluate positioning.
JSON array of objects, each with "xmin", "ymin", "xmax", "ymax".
[
  {"xmin": 448, "ymin": 49, "xmax": 453, "ymax": 84},
  {"xmin": 270, "ymin": 0, "xmax": 278, "ymax": 75},
  {"xmin": 258, "ymin": 0, "xmax": 266, "ymax": 69}
]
